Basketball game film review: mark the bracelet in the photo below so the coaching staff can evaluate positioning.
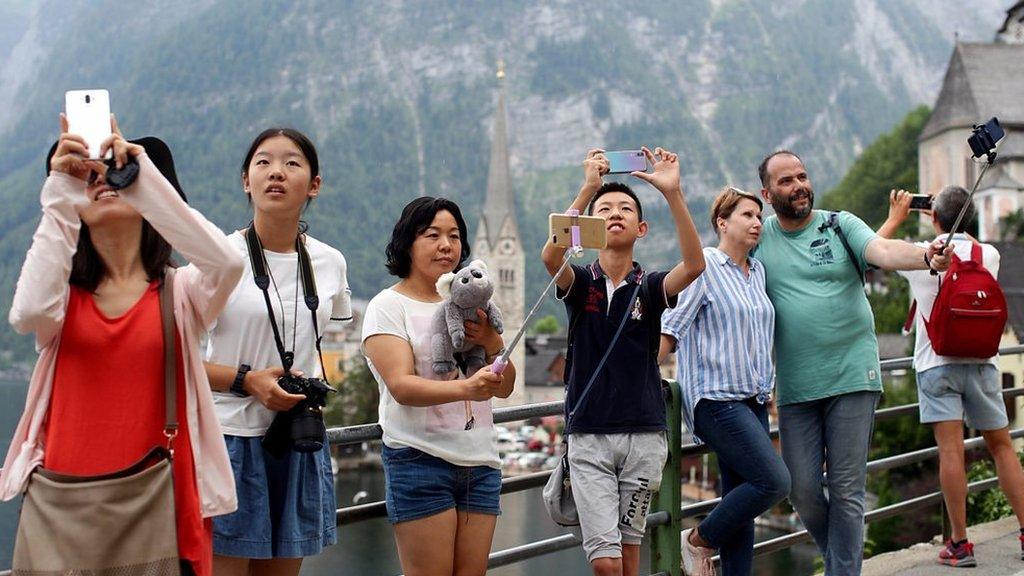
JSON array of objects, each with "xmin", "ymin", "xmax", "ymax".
[
  {"xmin": 231, "ymin": 364, "xmax": 251, "ymax": 397},
  {"xmin": 924, "ymin": 252, "xmax": 934, "ymax": 271}
]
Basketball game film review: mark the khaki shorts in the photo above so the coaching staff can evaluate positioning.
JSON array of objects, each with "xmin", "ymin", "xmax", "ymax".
[{"xmin": 567, "ymin": 432, "xmax": 668, "ymax": 562}]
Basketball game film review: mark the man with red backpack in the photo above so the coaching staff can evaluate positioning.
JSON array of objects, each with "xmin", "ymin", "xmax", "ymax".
[{"xmin": 880, "ymin": 186, "xmax": 1024, "ymax": 568}]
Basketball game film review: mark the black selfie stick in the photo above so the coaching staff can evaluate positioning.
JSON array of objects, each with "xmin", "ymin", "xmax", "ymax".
[
  {"xmin": 938, "ymin": 154, "xmax": 995, "ymax": 256},
  {"xmin": 932, "ymin": 118, "xmax": 1003, "ymax": 273}
]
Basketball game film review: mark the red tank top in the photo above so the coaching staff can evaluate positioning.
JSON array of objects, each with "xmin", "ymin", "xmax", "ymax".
[{"xmin": 45, "ymin": 281, "xmax": 211, "ymax": 576}]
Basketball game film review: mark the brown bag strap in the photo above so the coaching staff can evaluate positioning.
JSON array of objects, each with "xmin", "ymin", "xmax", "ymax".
[{"xmin": 160, "ymin": 268, "xmax": 178, "ymax": 437}]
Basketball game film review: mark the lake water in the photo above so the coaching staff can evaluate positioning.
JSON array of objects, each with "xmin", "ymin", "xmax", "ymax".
[{"xmin": 0, "ymin": 379, "xmax": 819, "ymax": 574}]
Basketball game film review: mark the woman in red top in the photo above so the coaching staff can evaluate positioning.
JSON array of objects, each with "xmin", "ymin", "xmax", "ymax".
[{"xmin": 13, "ymin": 115, "xmax": 243, "ymax": 575}]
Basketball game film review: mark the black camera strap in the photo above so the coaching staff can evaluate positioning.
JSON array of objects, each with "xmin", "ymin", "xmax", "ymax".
[{"xmin": 245, "ymin": 225, "xmax": 328, "ymax": 378}]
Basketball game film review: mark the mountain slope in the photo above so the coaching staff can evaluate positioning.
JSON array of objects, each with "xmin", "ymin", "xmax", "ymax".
[{"xmin": 0, "ymin": 0, "xmax": 1008, "ymax": 364}]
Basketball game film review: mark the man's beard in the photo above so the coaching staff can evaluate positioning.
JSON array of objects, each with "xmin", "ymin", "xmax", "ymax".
[{"xmin": 771, "ymin": 188, "xmax": 814, "ymax": 220}]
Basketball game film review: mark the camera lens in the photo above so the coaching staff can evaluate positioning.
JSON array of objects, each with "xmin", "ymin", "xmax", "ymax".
[{"xmin": 85, "ymin": 95, "xmax": 91, "ymax": 104}]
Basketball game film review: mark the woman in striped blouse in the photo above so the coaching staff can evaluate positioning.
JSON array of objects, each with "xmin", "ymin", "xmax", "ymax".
[{"xmin": 659, "ymin": 187, "xmax": 791, "ymax": 576}]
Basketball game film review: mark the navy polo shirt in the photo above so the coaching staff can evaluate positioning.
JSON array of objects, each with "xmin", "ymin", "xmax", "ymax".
[{"xmin": 558, "ymin": 260, "xmax": 676, "ymax": 434}]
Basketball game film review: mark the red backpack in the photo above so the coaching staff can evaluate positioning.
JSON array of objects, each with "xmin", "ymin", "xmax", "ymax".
[{"xmin": 905, "ymin": 243, "xmax": 1007, "ymax": 358}]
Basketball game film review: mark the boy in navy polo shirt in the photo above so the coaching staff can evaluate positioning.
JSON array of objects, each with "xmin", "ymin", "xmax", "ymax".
[{"xmin": 541, "ymin": 146, "xmax": 705, "ymax": 574}]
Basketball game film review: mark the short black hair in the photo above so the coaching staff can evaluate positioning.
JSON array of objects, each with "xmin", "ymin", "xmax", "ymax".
[
  {"xmin": 241, "ymin": 127, "xmax": 320, "ymax": 179},
  {"xmin": 385, "ymin": 197, "xmax": 471, "ymax": 278},
  {"xmin": 587, "ymin": 181, "xmax": 643, "ymax": 221},
  {"xmin": 933, "ymin": 185, "xmax": 974, "ymax": 233},
  {"xmin": 758, "ymin": 150, "xmax": 802, "ymax": 188}
]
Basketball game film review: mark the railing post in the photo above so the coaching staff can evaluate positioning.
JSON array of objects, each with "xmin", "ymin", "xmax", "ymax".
[{"xmin": 651, "ymin": 380, "xmax": 683, "ymax": 576}]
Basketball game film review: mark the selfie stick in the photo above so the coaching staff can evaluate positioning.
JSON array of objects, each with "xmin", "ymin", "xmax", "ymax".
[{"xmin": 490, "ymin": 210, "xmax": 584, "ymax": 375}]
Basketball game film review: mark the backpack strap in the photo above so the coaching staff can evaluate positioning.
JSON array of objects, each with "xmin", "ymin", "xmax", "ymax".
[
  {"xmin": 818, "ymin": 211, "xmax": 865, "ymax": 285},
  {"xmin": 902, "ymin": 300, "xmax": 917, "ymax": 335},
  {"xmin": 971, "ymin": 242, "xmax": 983, "ymax": 263}
]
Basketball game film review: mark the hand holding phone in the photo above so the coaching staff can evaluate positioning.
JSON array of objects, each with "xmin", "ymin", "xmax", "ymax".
[
  {"xmin": 605, "ymin": 150, "xmax": 648, "ymax": 174},
  {"xmin": 909, "ymin": 194, "xmax": 932, "ymax": 211},
  {"xmin": 64, "ymin": 89, "xmax": 112, "ymax": 160}
]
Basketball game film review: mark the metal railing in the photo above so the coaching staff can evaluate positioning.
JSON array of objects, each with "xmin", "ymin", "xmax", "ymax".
[
  {"xmin": 327, "ymin": 344, "xmax": 1024, "ymax": 576},
  {"xmin": 4, "ymin": 346, "xmax": 1023, "ymax": 576}
]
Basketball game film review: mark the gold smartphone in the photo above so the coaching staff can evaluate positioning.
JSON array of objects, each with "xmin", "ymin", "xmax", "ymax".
[{"xmin": 549, "ymin": 213, "xmax": 607, "ymax": 249}]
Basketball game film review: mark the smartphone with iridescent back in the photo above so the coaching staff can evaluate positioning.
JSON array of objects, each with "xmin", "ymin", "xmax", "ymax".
[{"xmin": 605, "ymin": 150, "xmax": 648, "ymax": 174}]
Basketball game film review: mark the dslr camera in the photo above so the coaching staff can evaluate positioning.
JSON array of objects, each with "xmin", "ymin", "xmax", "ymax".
[{"xmin": 263, "ymin": 374, "xmax": 335, "ymax": 457}]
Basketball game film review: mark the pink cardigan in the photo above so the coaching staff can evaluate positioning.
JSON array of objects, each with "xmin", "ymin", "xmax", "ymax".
[{"xmin": 0, "ymin": 155, "xmax": 244, "ymax": 518}]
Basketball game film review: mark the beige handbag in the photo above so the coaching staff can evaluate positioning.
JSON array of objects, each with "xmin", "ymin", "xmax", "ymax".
[{"xmin": 13, "ymin": 269, "xmax": 182, "ymax": 576}]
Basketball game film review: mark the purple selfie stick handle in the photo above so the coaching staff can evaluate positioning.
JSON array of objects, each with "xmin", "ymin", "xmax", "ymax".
[
  {"xmin": 490, "ymin": 356, "xmax": 508, "ymax": 375},
  {"xmin": 567, "ymin": 208, "xmax": 581, "ymax": 249}
]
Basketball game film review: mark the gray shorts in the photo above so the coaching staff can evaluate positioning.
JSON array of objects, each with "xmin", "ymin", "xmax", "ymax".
[
  {"xmin": 917, "ymin": 363, "xmax": 1008, "ymax": 430},
  {"xmin": 567, "ymin": 432, "xmax": 668, "ymax": 562}
]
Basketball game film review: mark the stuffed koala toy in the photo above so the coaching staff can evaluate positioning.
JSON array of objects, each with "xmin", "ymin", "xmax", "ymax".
[{"xmin": 431, "ymin": 259, "xmax": 504, "ymax": 375}]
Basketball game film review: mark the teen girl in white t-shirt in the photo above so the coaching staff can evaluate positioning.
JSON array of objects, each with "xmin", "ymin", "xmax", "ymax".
[{"xmin": 203, "ymin": 128, "xmax": 351, "ymax": 576}]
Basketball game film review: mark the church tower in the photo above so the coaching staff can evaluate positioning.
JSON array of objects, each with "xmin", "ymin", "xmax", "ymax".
[{"xmin": 474, "ymin": 62, "xmax": 525, "ymax": 407}]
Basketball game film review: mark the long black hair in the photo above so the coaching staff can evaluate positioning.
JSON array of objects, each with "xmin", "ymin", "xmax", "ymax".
[
  {"xmin": 385, "ymin": 197, "xmax": 470, "ymax": 278},
  {"xmin": 71, "ymin": 222, "xmax": 174, "ymax": 292}
]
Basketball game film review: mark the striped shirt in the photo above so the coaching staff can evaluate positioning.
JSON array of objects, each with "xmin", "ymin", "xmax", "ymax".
[{"xmin": 661, "ymin": 247, "xmax": 775, "ymax": 443}]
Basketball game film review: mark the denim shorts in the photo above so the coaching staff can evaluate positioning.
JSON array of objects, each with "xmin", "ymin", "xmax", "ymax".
[
  {"xmin": 381, "ymin": 444, "xmax": 501, "ymax": 524},
  {"xmin": 917, "ymin": 363, "xmax": 1008, "ymax": 430},
  {"xmin": 212, "ymin": 435, "xmax": 337, "ymax": 558}
]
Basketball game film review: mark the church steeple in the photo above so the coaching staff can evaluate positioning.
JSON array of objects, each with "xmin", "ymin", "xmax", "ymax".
[
  {"xmin": 475, "ymin": 60, "xmax": 525, "ymax": 407},
  {"xmin": 481, "ymin": 60, "xmax": 518, "ymax": 247}
]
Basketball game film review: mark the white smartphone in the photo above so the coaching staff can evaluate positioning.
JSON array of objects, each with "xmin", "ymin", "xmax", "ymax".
[
  {"xmin": 64, "ymin": 89, "xmax": 112, "ymax": 160},
  {"xmin": 549, "ymin": 213, "xmax": 607, "ymax": 249}
]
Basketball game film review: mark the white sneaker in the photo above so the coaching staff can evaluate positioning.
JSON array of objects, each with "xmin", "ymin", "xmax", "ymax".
[{"xmin": 681, "ymin": 527, "xmax": 717, "ymax": 576}]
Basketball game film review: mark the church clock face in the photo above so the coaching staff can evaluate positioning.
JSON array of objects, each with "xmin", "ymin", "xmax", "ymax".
[{"xmin": 499, "ymin": 238, "xmax": 516, "ymax": 255}]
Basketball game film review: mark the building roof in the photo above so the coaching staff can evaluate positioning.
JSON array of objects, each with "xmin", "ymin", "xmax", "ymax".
[
  {"xmin": 998, "ymin": 1, "xmax": 1024, "ymax": 35},
  {"xmin": 524, "ymin": 335, "xmax": 566, "ymax": 387},
  {"xmin": 479, "ymin": 72, "xmax": 519, "ymax": 247},
  {"xmin": 989, "ymin": 241, "xmax": 1024, "ymax": 340},
  {"xmin": 981, "ymin": 163, "xmax": 1024, "ymax": 191},
  {"xmin": 921, "ymin": 43, "xmax": 1024, "ymax": 141}
]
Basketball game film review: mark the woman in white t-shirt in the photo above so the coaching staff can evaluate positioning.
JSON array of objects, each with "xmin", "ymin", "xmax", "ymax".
[
  {"xmin": 202, "ymin": 128, "xmax": 352, "ymax": 576},
  {"xmin": 362, "ymin": 196, "xmax": 516, "ymax": 576}
]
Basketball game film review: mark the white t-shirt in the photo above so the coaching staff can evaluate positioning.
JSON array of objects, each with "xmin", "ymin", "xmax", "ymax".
[
  {"xmin": 207, "ymin": 231, "xmax": 352, "ymax": 436},
  {"xmin": 898, "ymin": 233, "xmax": 1000, "ymax": 373},
  {"xmin": 361, "ymin": 288, "xmax": 499, "ymax": 469}
]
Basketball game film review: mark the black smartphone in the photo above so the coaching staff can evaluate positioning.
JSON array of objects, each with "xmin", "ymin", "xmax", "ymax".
[
  {"xmin": 968, "ymin": 117, "xmax": 1004, "ymax": 159},
  {"xmin": 909, "ymin": 194, "xmax": 932, "ymax": 211}
]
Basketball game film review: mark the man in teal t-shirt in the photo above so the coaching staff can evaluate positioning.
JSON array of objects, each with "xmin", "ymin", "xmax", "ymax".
[{"xmin": 755, "ymin": 151, "xmax": 951, "ymax": 576}]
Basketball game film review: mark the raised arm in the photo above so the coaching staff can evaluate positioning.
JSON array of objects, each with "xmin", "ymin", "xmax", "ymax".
[
  {"xmin": 104, "ymin": 121, "xmax": 244, "ymax": 329},
  {"xmin": 632, "ymin": 147, "xmax": 705, "ymax": 297},
  {"xmin": 877, "ymin": 189, "xmax": 913, "ymax": 239},
  {"xmin": 541, "ymin": 149, "xmax": 608, "ymax": 292},
  {"xmin": 9, "ymin": 119, "xmax": 102, "ymax": 347}
]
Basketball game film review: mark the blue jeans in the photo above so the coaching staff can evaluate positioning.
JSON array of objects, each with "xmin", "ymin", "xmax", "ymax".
[
  {"xmin": 381, "ymin": 445, "xmax": 501, "ymax": 524},
  {"xmin": 693, "ymin": 397, "xmax": 791, "ymax": 576},
  {"xmin": 778, "ymin": 390, "xmax": 880, "ymax": 576}
]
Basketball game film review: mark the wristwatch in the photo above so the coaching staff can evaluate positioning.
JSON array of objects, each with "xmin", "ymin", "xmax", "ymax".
[{"xmin": 231, "ymin": 364, "xmax": 251, "ymax": 397}]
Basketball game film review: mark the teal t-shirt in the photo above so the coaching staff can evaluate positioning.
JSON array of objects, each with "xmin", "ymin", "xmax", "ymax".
[{"xmin": 756, "ymin": 210, "xmax": 882, "ymax": 405}]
